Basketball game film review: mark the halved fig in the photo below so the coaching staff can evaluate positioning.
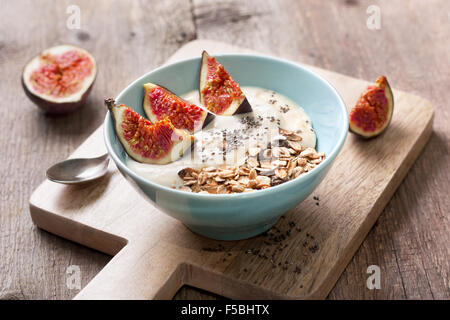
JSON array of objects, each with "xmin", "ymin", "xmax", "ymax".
[
  {"xmin": 349, "ymin": 76, "xmax": 394, "ymax": 138},
  {"xmin": 199, "ymin": 51, "xmax": 252, "ymax": 115},
  {"xmin": 143, "ymin": 83, "xmax": 214, "ymax": 133},
  {"xmin": 22, "ymin": 45, "xmax": 97, "ymax": 114},
  {"xmin": 106, "ymin": 99, "xmax": 193, "ymax": 164}
]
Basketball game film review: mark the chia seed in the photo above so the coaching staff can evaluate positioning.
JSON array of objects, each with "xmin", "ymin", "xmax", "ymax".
[
  {"xmin": 280, "ymin": 105, "xmax": 290, "ymax": 113},
  {"xmin": 202, "ymin": 244, "xmax": 226, "ymax": 252},
  {"xmin": 308, "ymin": 244, "xmax": 319, "ymax": 253}
]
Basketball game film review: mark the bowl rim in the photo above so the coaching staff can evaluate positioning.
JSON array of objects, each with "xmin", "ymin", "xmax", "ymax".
[{"xmin": 104, "ymin": 53, "xmax": 348, "ymax": 200}]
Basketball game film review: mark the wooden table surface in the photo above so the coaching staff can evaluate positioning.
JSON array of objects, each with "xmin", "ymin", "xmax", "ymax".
[{"xmin": 1, "ymin": 0, "xmax": 448, "ymax": 300}]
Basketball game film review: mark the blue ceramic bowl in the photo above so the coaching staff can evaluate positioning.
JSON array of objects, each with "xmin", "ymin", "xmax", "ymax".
[{"xmin": 104, "ymin": 54, "xmax": 348, "ymax": 240}]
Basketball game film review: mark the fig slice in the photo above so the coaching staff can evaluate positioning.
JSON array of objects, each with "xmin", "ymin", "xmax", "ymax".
[
  {"xmin": 143, "ymin": 83, "xmax": 214, "ymax": 133},
  {"xmin": 199, "ymin": 51, "xmax": 252, "ymax": 116},
  {"xmin": 22, "ymin": 45, "xmax": 97, "ymax": 114},
  {"xmin": 349, "ymin": 76, "xmax": 394, "ymax": 138},
  {"xmin": 105, "ymin": 99, "xmax": 193, "ymax": 164}
]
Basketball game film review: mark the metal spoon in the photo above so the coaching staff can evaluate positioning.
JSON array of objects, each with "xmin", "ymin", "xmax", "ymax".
[{"xmin": 46, "ymin": 153, "xmax": 110, "ymax": 185}]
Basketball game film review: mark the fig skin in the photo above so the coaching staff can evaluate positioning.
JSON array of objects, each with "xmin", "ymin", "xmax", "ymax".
[
  {"xmin": 199, "ymin": 50, "xmax": 252, "ymax": 115},
  {"xmin": 349, "ymin": 76, "xmax": 394, "ymax": 139},
  {"xmin": 142, "ymin": 83, "xmax": 215, "ymax": 133},
  {"xmin": 22, "ymin": 45, "xmax": 97, "ymax": 115},
  {"xmin": 106, "ymin": 99, "xmax": 194, "ymax": 165}
]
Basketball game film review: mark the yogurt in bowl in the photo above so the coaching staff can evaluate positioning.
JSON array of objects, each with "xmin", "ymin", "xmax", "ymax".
[
  {"xmin": 104, "ymin": 54, "xmax": 348, "ymax": 240},
  {"xmin": 127, "ymin": 86, "xmax": 319, "ymax": 190}
]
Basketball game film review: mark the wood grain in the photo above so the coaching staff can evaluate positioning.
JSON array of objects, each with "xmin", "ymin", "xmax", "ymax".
[
  {"xmin": 29, "ymin": 40, "xmax": 433, "ymax": 299},
  {"xmin": 0, "ymin": 0, "xmax": 448, "ymax": 300}
]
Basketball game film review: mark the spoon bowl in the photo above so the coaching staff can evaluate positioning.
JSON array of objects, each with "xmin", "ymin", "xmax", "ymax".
[{"xmin": 46, "ymin": 154, "xmax": 110, "ymax": 185}]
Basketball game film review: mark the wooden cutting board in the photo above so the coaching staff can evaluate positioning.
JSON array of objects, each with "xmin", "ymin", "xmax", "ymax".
[{"xmin": 29, "ymin": 40, "xmax": 434, "ymax": 300}]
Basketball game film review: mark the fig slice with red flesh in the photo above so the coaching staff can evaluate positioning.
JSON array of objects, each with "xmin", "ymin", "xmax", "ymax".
[
  {"xmin": 143, "ymin": 83, "xmax": 214, "ymax": 133},
  {"xmin": 199, "ymin": 51, "xmax": 252, "ymax": 116},
  {"xmin": 349, "ymin": 76, "xmax": 394, "ymax": 138},
  {"xmin": 105, "ymin": 99, "xmax": 193, "ymax": 164},
  {"xmin": 22, "ymin": 45, "xmax": 97, "ymax": 114}
]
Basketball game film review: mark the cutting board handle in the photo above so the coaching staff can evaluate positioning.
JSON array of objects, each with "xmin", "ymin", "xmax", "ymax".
[{"xmin": 74, "ymin": 244, "xmax": 185, "ymax": 299}]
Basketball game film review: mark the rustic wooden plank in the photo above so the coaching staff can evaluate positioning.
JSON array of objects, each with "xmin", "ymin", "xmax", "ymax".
[{"xmin": 1, "ymin": 0, "xmax": 448, "ymax": 300}]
